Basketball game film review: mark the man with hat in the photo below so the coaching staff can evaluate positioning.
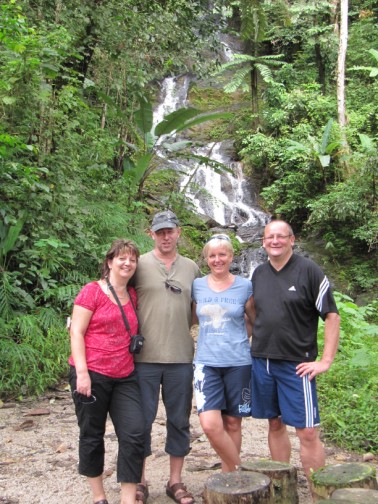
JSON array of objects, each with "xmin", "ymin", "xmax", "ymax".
[{"xmin": 134, "ymin": 210, "xmax": 200, "ymax": 504}]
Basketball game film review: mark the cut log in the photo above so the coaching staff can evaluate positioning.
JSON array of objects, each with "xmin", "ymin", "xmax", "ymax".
[
  {"xmin": 241, "ymin": 459, "xmax": 298, "ymax": 503},
  {"xmin": 331, "ymin": 487, "xmax": 378, "ymax": 502},
  {"xmin": 203, "ymin": 470, "xmax": 272, "ymax": 503},
  {"xmin": 311, "ymin": 463, "xmax": 378, "ymax": 500}
]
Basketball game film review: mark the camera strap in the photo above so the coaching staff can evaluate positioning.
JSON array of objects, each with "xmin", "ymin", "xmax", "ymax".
[{"xmin": 105, "ymin": 276, "xmax": 137, "ymax": 336}]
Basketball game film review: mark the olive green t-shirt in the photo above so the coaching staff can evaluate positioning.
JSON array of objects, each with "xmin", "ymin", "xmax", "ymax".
[{"xmin": 134, "ymin": 251, "xmax": 201, "ymax": 363}]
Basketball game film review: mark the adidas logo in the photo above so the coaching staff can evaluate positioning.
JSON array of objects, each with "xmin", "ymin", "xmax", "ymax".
[{"xmin": 288, "ymin": 286, "xmax": 296, "ymax": 291}]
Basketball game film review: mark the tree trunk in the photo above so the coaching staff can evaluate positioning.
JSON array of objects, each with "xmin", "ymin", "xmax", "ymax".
[
  {"xmin": 241, "ymin": 460, "xmax": 298, "ymax": 503},
  {"xmin": 311, "ymin": 463, "xmax": 378, "ymax": 500},
  {"xmin": 203, "ymin": 471, "xmax": 273, "ymax": 503},
  {"xmin": 337, "ymin": 0, "xmax": 348, "ymax": 130},
  {"xmin": 331, "ymin": 487, "xmax": 378, "ymax": 502},
  {"xmin": 315, "ymin": 41, "xmax": 326, "ymax": 94}
]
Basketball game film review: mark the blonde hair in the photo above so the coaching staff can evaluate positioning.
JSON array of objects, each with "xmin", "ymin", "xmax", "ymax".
[{"xmin": 203, "ymin": 234, "xmax": 234, "ymax": 258}]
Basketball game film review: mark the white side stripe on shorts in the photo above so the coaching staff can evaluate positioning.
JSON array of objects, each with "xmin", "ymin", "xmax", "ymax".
[{"xmin": 302, "ymin": 375, "xmax": 314, "ymax": 428}]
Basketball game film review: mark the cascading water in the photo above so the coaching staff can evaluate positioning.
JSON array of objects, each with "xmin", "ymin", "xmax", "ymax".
[
  {"xmin": 180, "ymin": 139, "xmax": 269, "ymax": 277},
  {"xmin": 153, "ymin": 44, "xmax": 270, "ymax": 278},
  {"xmin": 153, "ymin": 75, "xmax": 191, "ymax": 129}
]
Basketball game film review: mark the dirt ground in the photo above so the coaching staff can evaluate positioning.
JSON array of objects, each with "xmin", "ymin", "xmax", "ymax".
[{"xmin": 0, "ymin": 384, "xmax": 375, "ymax": 504}]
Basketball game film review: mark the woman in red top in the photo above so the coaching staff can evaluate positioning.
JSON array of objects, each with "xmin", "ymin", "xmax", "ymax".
[{"xmin": 69, "ymin": 239, "xmax": 145, "ymax": 504}]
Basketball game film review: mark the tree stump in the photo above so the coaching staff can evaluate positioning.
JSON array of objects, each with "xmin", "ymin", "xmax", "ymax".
[
  {"xmin": 311, "ymin": 463, "xmax": 378, "ymax": 500},
  {"xmin": 331, "ymin": 487, "xmax": 378, "ymax": 502},
  {"xmin": 241, "ymin": 459, "xmax": 298, "ymax": 503},
  {"xmin": 203, "ymin": 470, "xmax": 273, "ymax": 503}
]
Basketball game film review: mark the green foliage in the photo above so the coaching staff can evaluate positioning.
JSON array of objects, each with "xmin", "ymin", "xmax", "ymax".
[
  {"xmin": 0, "ymin": 309, "xmax": 70, "ymax": 399},
  {"xmin": 235, "ymin": 41, "xmax": 377, "ymax": 295},
  {"xmin": 216, "ymin": 53, "xmax": 284, "ymax": 94},
  {"xmin": 350, "ymin": 48, "xmax": 378, "ymax": 77},
  {"xmin": 125, "ymin": 99, "xmax": 233, "ymax": 195},
  {"xmin": 188, "ymin": 86, "xmax": 235, "ymax": 111},
  {"xmin": 0, "ymin": 0, "xmax": 231, "ymax": 400},
  {"xmin": 245, "ymin": 118, "xmax": 341, "ymax": 226},
  {"xmin": 0, "ymin": 0, "xmax": 377, "ymax": 433},
  {"xmin": 317, "ymin": 293, "xmax": 378, "ymax": 453}
]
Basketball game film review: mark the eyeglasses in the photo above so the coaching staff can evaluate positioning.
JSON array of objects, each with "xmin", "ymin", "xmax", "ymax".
[
  {"xmin": 73, "ymin": 390, "xmax": 97, "ymax": 405},
  {"xmin": 263, "ymin": 234, "xmax": 293, "ymax": 242},
  {"xmin": 207, "ymin": 234, "xmax": 231, "ymax": 243},
  {"xmin": 165, "ymin": 281, "xmax": 182, "ymax": 294}
]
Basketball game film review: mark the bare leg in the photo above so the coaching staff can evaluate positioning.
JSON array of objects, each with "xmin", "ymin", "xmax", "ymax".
[
  {"xmin": 169, "ymin": 455, "xmax": 193, "ymax": 504},
  {"xmin": 268, "ymin": 417, "xmax": 291, "ymax": 462},
  {"xmin": 222, "ymin": 415, "xmax": 242, "ymax": 471},
  {"xmin": 200, "ymin": 410, "xmax": 241, "ymax": 472},
  {"xmin": 296, "ymin": 427, "xmax": 325, "ymax": 480},
  {"xmin": 136, "ymin": 458, "xmax": 148, "ymax": 503},
  {"xmin": 120, "ymin": 482, "xmax": 137, "ymax": 504},
  {"xmin": 87, "ymin": 475, "xmax": 106, "ymax": 503},
  {"xmin": 139, "ymin": 458, "xmax": 147, "ymax": 486},
  {"xmin": 169, "ymin": 454, "xmax": 185, "ymax": 484}
]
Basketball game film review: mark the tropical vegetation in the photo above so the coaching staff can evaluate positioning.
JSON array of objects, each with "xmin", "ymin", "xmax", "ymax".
[{"xmin": 0, "ymin": 0, "xmax": 377, "ymax": 454}]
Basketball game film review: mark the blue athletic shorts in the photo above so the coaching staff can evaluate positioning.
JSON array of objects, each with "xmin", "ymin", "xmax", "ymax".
[
  {"xmin": 194, "ymin": 364, "xmax": 251, "ymax": 416},
  {"xmin": 251, "ymin": 357, "xmax": 320, "ymax": 428}
]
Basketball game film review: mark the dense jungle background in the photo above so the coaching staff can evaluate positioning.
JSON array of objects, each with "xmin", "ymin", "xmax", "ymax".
[{"xmin": 0, "ymin": 0, "xmax": 377, "ymax": 456}]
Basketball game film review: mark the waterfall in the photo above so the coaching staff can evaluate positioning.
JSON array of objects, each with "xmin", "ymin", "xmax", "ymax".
[
  {"xmin": 153, "ymin": 44, "xmax": 270, "ymax": 278},
  {"xmin": 181, "ymin": 142, "xmax": 268, "ymax": 232},
  {"xmin": 153, "ymin": 75, "xmax": 191, "ymax": 130},
  {"xmin": 180, "ymin": 140, "xmax": 269, "ymax": 277}
]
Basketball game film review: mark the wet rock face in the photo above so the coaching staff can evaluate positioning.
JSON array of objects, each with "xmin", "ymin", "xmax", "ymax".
[{"xmin": 231, "ymin": 246, "xmax": 267, "ymax": 279}]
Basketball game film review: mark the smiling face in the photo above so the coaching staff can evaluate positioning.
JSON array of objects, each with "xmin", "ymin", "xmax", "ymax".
[
  {"xmin": 262, "ymin": 220, "xmax": 295, "ymax": 267},
  {"xmin": 108, "ymin": 248, "xmax": 137, "ymax": 284},
  {"xmin": 151, "ymin": 226, "xmax": 181, "ymax": 257},
  {"xmin": 205, "ymin": 243, "xmax": 234, "ymax": 277}
]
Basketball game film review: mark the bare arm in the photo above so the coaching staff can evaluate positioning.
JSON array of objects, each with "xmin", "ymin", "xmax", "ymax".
[
  {"xmin": 191, "ymin": 301, "xmax": 199, "ymax": 327},
  {"xmin": 296, "ymin": 312, "xmax": 340, "ymax": 380},
  {"xmin": 70, "ymin": 305, "xmax": 93, "ymax": 396},
  {"xmin": 244, "ymin": 296, "xmax": 256, "ymax": 338}
]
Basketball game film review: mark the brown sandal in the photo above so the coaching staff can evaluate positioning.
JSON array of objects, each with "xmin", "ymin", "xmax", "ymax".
[
  {"xmin": 166, "ymin": 481, "xmax": 195, "ymax": 504},
  {"xmin": 136, "ymin": 483, "xmax": 149, "ymax": 504}
]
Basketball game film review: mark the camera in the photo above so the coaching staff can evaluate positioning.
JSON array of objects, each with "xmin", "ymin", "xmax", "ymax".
[{"xmin": 129, "ymin": 334, "xmax": 144, "ymax": 354}]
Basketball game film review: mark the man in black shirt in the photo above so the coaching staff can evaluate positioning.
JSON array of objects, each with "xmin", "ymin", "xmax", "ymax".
[{"xmin": 251, "ymin": 220, "xmax": 340, "ymax": 486}]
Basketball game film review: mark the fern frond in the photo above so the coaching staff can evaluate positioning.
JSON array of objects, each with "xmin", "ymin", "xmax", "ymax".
[
  {"xmin": 255, "ymin": 64, "xmax": 273, "ymax": 82},
  {"xmin": 224, "ymin": 67, "xmax": 251, "ymax": 93},
  {"xmin": 17, "ymin": 314, "xmax": 43, "ymax": 343},
  {"xmin": 0, "ymin": 271, "xmax": 15, "ymax": 320},
  {"xmin": 37, "ymin": 307, "xmax": 63, "ymax": 331},
  {"xmin": 0, "ymin": 337, "xmax": 38, "ymax": 365}
]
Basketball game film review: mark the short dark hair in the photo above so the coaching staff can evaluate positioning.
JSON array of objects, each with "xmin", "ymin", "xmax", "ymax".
[{"xmin": 100, "ymin": 239, "xmax": 140, "ymax": 278}]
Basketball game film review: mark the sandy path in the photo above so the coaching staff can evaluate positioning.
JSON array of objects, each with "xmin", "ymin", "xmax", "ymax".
[{"xmin": 0, "ymin": 387, "xmax": 372, "ymax": 504}]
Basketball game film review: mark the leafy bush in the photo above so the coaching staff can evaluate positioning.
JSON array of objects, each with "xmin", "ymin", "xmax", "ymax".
[
  {"xmin": 0, "ymin": 309, "xmax": 70, "ymax": 399},
  {"xmin": 317, "ymin": 293, "xmax": 378, "ymax": 453}
]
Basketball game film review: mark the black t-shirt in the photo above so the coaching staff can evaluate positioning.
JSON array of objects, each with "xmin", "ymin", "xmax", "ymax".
[{"xmin": 251, "ymin": 254, "xmax": 338, "ymax": 362}]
